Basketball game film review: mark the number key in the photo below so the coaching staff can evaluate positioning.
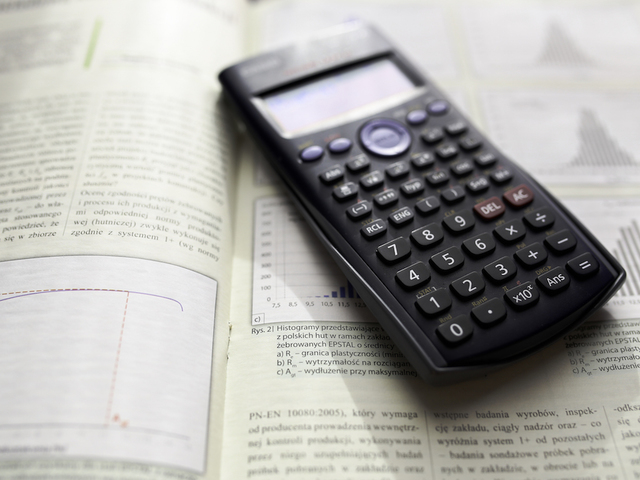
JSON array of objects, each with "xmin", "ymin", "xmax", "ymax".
[
  {"xmin": 443, "ymin": 209, "xmax": 475, "ymax": 234},
  {"xmin": 411, "ymin": 223, "xmax": 444, "ymax": 248},
  {"xmin": 430, "ymin": 246, "xmax": 464, "ymax": 273},
  {"xmin": 416, "ymin": 289, "xmax": 452, "ymax": 317},
  {"xmin": 377, "ymin": 237, "xmax": 411, "ymax": 264},
  {"xmin": 483, "ymin": 256, "xmax": 517, "ymax": 283},
  {"xmin": 396, "ymin": 261, "xmax": 431, "ymax": 289},
  {"xmin": 436, "ymin": 315, "xmax": 474, "ymax": 345},
  {"xmin": 462, "ymin": 232, "xmax": 496, "ymax": 258},
  {"xmin": 450, "ymin": 271, "xmax": 485, "ymax": 299}
]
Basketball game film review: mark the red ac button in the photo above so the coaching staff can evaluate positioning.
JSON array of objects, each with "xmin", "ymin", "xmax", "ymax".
[{"xmin": 504, "ymin": 184, "xmax": 534, "ymax": 208}]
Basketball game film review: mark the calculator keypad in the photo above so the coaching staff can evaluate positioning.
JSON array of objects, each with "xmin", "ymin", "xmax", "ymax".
[
  {"xmin": 300, "ymin": 95, "xmax": 620, "ymax": 367},
  {"xmin": 220, "ymin": 23, "xmax": 625, "ymax": 379}
]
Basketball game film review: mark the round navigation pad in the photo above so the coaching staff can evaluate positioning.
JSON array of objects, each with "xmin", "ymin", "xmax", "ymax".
[{"xmin": 360, "ymin": 119, "xmax": 411, "ymax": 157}]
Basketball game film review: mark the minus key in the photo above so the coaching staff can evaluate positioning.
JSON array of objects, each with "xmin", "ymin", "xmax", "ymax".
[{"xmin": 544, "ymin": 229, "xmax": 577, "ymax": 254}]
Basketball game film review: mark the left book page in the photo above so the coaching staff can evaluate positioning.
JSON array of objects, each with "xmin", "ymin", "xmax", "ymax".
[{"xmin": 0, "ymin": 1, "xmax": 243, "ymax": 479}]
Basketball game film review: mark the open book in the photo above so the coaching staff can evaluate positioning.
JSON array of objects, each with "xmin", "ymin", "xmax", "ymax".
[{"xmin": 1, "ymin": 0, "xmax": 640, "ymax": 478}]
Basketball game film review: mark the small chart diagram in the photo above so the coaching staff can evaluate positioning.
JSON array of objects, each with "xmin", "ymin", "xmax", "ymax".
[
  {"xmin": 252, "ymin": 197, "xmax": 376, "ymax": 325},
  {"xmin": 607, "ymin": 220, "xmax": 640, "ymax": 301},
  {"xmin": 481, "ymin": 90, "xmax": 640, "ymax": 184},
  {"xmin": 570, "ymin": 109, "xmax": 638, "ymax": 168},
  {"xmin": 536, "ymin": 21, "xmax": 593, "ymax": 68},
  {"xmin": 0, "ymin": 256, "xmax": 217, "ymax": 472},
  {"xmin": 563, "ymin": 198, "xmax": 640, "ymax": 321},
  {"xmin": 462, "ymin": 4, "xmax": 640, "ymax": 78}
]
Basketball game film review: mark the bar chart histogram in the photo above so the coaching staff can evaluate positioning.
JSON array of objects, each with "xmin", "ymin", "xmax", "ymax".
[
  {"xmin": 564, "ymin": 198, "xmax": 640, "ymax": 321},
  {"xmin": 252, "ymin": 197, "xmax": 375, "ymax": 325}
]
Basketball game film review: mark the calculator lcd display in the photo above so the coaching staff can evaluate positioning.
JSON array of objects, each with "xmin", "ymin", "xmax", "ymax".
[{"xmin": 261, "ymin": 58, "xmax": 417, "ymax": 135}]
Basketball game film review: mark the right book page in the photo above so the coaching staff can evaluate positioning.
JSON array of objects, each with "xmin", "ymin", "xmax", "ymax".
[{"xmin": 222, "ymin": 0, "xmax": 640, "ymax": 478}]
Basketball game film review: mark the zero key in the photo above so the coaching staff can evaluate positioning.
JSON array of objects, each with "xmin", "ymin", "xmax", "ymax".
[{"xmin": 436, "ymin": 315, "xmax": 474, "ymax": 345}]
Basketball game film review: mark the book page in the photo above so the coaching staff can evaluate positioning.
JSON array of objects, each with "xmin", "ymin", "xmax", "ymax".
[
  {"xmin": 220, "ymin": 0, "xmax": 640, "ymax": 478},
  {"xmin": 0, "ymin": 0, "xmax": 243, "ymax": 478}
]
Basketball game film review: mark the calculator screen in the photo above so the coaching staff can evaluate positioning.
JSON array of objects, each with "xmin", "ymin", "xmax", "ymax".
[{"xmin": 262, "ymin": 58, "xmax": 417, "ymax": 135}]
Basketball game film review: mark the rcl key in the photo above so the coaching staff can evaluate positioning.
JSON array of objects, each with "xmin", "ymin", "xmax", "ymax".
[{"xmin": 504, "ymin": 282, "xmax": 539, "ymax": 310}]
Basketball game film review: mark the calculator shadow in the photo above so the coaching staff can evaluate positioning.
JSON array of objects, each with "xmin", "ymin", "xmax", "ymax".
[{"xmin": 403, "ymin": 314, "xmax": 640, "ymax": 414}]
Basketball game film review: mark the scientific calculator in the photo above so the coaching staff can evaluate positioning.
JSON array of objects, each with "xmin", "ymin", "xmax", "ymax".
[{"xmin": 218, "ymin": 23, "xmax": 626, "ymax": 383}]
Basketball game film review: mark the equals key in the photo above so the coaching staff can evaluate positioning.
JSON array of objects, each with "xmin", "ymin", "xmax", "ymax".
[{"xmin": 567, "ymin": 253, "xmax": 600, "ymax": 278}]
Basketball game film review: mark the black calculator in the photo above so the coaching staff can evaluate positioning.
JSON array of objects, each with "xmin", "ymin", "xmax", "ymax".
[{"xmin": 219, "ymin": 22, "xmax": 626, "ymax": 383}]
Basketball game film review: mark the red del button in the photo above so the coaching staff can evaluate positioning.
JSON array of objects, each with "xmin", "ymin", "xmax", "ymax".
[{"xmin": 473, "ymin": 197, "xmax": 505, "ymax": 220}]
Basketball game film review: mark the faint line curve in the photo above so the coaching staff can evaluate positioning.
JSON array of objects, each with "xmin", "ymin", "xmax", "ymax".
[{"xmin": 0, "ymin": 288, "xmax": 184, "ymax": 311}]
